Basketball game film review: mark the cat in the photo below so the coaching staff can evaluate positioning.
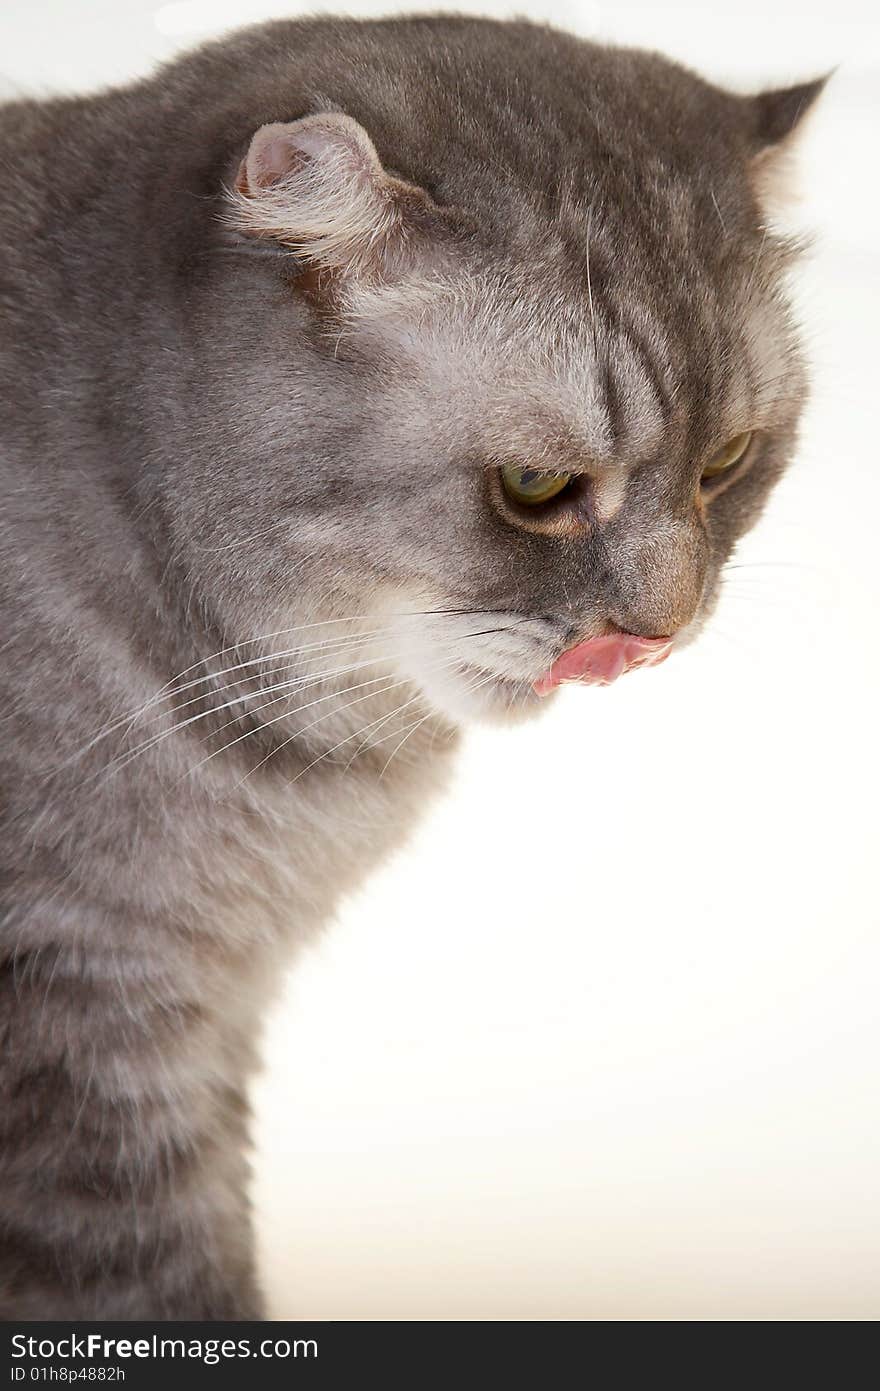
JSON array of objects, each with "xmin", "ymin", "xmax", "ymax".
[{"xmin": 0, "ymin": 14, "xmax": 822, "ymax": 1319}]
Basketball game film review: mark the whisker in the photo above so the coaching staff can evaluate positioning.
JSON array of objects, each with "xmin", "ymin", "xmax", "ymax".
[
  {"xmin": 231, "ymin": 679, "xmax": 414, "ymax": 789},
  {"xmin": 234, "ymin": 652, "xmax": 489, "ymax": 789},
  {"xmin": 103, "ymin": 659, "xmax": 395, "ymax": 780},
  {"xmin": 137, "ymin": 631, "xmax": 405, "ymax": 729},
  {"xmin": 342, "ymin": 691, "xmax": 429, "ymax": 769},
  {"xmin": 58, "ymin": 615, "xmax": 385, "ymax": 769},
  {"xmin": 205, "ymin": 669, "xmax": 409, "ymax": 746},
  {"xmin": 281, "ymin": 696, "xmax": 421, "ymax": 789},
  {"xmin": 174, "ymin": 615, "xmax": 521, "ymax": 722},
  {"xmin": 377, "ymin": 671, "xmax": 498, "ymax": 780},
  {"xmin": 723, "ymin": 560, "xmax": 827, "ymax": 575},
  {"xmin": 377, "ymin": 712, "xmax": 437, "ymax": 779},
  {"xmin": 59, "ymin": 608, "xmax": 500, "ymax": 770},
  {"xmin": 145, "ymin": 625, "xmax": 404, "ymax": 710},
  {"xmin": 95, "ymin": 623, "xmax": 524, "ymax": 782}
]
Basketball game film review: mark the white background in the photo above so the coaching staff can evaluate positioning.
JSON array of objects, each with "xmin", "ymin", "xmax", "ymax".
[{"xmin": 3, "ymin": 0, "xmax": 878, "ymax": 1319}]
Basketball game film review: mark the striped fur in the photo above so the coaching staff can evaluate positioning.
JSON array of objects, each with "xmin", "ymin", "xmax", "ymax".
[{"xmin": 0, "ymin": 16, "xmax": 820, "ymax": 1317}]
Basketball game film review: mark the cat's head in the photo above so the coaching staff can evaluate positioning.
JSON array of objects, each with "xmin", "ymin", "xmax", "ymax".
[{"xmin": 213, "ymin": 26, "xmax": 823, "ymax": 725}]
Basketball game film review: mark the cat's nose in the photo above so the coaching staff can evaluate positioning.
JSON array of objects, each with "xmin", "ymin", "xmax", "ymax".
[
  {"xmin": 533, "ymin": 631, "xmax": 673, "ymax": 695},
  {"xmin": 604, "ymin": 518, "xmax": 708, "ymax": 639}
]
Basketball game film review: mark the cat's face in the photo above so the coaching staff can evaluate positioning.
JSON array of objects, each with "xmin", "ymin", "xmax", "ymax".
[{"xmin": 217, "ymin": 34, "xmax": 822, "ymax": 726}]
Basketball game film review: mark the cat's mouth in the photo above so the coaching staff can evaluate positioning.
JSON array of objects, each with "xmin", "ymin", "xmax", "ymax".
[
  {"xmin": 533, "ymin": 633, "xmax": 674, "ymax": 695},
  {"xmin": 412, "ymin": 627, "xmax": 675, "ymax": 725}
]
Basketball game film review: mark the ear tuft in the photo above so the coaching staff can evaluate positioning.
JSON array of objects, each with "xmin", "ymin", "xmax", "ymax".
[{"xmin": 227, "ymin": 112, "xmax": 439, "ymax": 280}]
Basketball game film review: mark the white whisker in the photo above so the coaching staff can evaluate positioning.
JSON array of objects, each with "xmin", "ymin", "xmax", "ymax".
[
  {"xmin": 92, "ymin": 623, "xmax": 522, "ymax": 783},
  {"xmin": 59, "ymin": 609, "xmax": 489, "ymax": 770},
  {"xmin": 378, "ymin": 670, "xmax": 497, "ymax": 780}
]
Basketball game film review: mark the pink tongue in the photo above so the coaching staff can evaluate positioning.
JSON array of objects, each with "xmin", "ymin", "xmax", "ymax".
[{"xmin": 534, "ymin": 632, "xmax": 674, "ymax": 696}]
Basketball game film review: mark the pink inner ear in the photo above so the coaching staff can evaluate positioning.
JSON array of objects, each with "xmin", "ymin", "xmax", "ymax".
[
  {"xmin": 240, "ymin": 116, "xmax": 379, "ymax": 197},
  {"xmin": 243, "ymin": 124, "xmax": 311, "ymax": 192}
]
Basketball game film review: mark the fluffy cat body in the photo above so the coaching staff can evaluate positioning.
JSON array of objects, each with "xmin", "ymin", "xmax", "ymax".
[{"xmin": 0, "ymin": 16, "xmax": 820, "ymax": 1316}]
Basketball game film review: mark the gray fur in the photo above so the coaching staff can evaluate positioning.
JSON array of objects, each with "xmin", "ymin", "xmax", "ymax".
[{"xmin": 0, "ymin": 15, "xmax": 821, "ymax": 1318}]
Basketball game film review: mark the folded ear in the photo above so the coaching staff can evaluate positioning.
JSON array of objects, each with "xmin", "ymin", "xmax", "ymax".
[{"xmin": 227, "ymin": 112, "xmax": 445, "ymax": 279}]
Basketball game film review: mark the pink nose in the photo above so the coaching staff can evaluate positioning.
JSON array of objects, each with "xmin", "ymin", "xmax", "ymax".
[{"xmin": 533, "ymin": 632, "xmax": 674, "ymax": 695}]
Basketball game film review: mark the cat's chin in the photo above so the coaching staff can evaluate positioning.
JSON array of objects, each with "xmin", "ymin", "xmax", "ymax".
[{"xmin": 412, "ymin": 663, "xmax": 549, "ymax": 728}]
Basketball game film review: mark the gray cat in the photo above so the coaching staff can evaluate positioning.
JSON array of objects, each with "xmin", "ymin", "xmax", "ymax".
[{"xmin": 0, "ymin": 15, "xmax": 822, "ymax": 1319}]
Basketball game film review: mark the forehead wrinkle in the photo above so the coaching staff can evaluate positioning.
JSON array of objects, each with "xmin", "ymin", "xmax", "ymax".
[
  {"xmin": 419, "ymin": 289, "xmax": 617, "ymax": 467},
  {"xmin": 346, "ymin": 259, "xmax": 749, "ymax": 471},
  {"xmin": 608, "ymin": 327, "xmax": 668, "ymax": 460},
  {"xmin": 590, "ymin": 284, "xmax": 680, "ymax": 462},
  {"xmin": 477, "ymin": 373, "xmax": 613, "ymax": 471},
  {"xmin": 554, "ymin": 324, "xmax": 615, "ymax": 464}
]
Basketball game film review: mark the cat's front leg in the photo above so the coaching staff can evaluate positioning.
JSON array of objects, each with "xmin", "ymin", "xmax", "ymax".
[{"xmin": 0, "ymin": 946, "xmax": 263, "ymax": 1320}]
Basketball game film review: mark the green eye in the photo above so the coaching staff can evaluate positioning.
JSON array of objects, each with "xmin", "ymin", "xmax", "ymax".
[
  {"xmin": 702, "ymin": 431, "xmax": 753, "ymax": 482},
  {"xmin": 501, "ymin": 464, "xmax": 573, "ymax": 506}
]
